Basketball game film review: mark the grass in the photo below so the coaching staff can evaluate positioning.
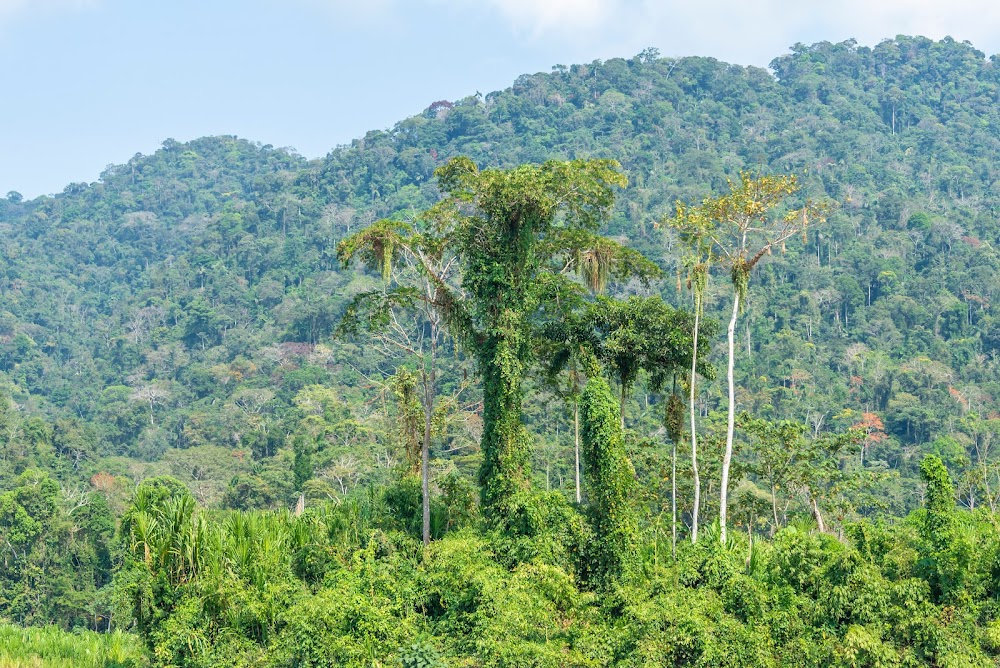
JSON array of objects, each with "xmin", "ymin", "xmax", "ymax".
[{"xmin": 0, "ymin": 624, "xmax": 148, "ymax": 668}]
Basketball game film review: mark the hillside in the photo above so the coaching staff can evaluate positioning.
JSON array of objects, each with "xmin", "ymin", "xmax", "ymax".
[
  {"xmin": 2, "ymin": 37, "xmax": 1000, "ymax": 661},
  {"xmin": 3, "ymin": 36, "xmax": 999, "ymax": 492}
]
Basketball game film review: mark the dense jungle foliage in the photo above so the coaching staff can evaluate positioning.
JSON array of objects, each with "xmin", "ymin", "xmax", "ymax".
[{"xmin": 4, "ymin": 35, "xmax": 1000, "ymax": 666}]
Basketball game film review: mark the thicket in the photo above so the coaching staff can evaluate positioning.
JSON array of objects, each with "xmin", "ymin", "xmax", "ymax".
[
  {"xmin": 96, "ymin": 465, "xmax": 1000, "ymax": 666},
  {"xmin": 5, "ymin": 459, "xmax": 1000, "ymax": 666}
]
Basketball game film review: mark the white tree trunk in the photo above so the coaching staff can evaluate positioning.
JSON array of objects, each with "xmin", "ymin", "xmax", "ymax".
[
  {"xmin": 574, "ymin": 402, "xmax": 581, "ymax": 504},
  {"xmin": 422, "ymin": 398, "xmax": 432, "ymax": 546},
  {"xmin": 422, "ymin": 324, "xmax": 438, "ymax": 547},
  {"xmin": 811, "ymin": 496, "xmax": 826, "ymax": 533},
  {"xmin": 671, "ymin": 437, "xmax": 677, "ymax": 559},
  {"xmin": 690, "ymin": 296, "xmax": 701, "ymax": 544},
  {"xmin": 720, "ymin": 291, "xmax": 740, "ymax": 545}
]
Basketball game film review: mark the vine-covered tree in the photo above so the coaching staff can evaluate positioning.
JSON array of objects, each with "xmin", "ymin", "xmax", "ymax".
[
  {"xmin": 386, "ymin": 157, "xmax": 656, "ymax": 527},
  {"xmin": 580, "ymin": 374, "xmax": 638, "ymax": 585}
]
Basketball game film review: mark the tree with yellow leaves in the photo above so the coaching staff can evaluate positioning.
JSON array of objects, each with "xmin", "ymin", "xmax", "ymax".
[{"xmin": 674, "ymin": 172, "xmax": 827, "ymax": 543}]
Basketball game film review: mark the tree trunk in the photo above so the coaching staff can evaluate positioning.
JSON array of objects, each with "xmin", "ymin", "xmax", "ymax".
[
  {"xmin": 671, "ymin": 437, "xmax": 677, "ymax": 560},
  {"xmin": 421, "ymin": 332, "xmax": 437, "ymax": 547},
  {"xmin": 422, "ymin": 401, "xmax": 432, "ymax": 546},
  {"xmin": 479, "ymin": 335, "xmax": 531, "ymax": 520},
  {"xmin": 770, "ymin": 476, "xmax": 779, "ymax": 535},
  {"xmin": 620, "ymin": 384, "xmax": 627, "ymax": 429},
  {"xmin": 721, "ymin": 291, "xmax": 740, "ymax": 544},
  {"xmin": 574, "ymin": 401, "xmax": 581, "ymax": 504},
  {"xmin": 811, "ymin": 496, "xmax": 826, "ymax": 533},
  {"xmin": 690, "ymin": 295, "xmax": 701, "ymax": 544}
]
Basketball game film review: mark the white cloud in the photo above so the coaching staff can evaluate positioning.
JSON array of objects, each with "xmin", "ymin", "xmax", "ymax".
[
  {"xmin": 440, "ymin": 0, "xmax": 1000, "ymax": 65},
  {"xmin": 625, "ymin": 0, "xmax": 998, "ymax": 64},
  {"xmin": 0, "ymin": 0, "xmax": 96, "ymax": 24},
  {"xmin": 826, "ymin": 0, "xmax": 1000, "ymax": 51},
  {"xmin": 481, "ymin": 0, "xmax": 615, "ymax": 36}
]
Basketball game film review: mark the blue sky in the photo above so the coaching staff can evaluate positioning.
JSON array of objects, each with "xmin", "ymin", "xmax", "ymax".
[{"xmin": 2, "ymin": 0, "xmax": 997, "ymax": 198}]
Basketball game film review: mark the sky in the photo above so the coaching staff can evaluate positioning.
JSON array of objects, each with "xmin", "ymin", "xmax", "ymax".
[{"xmin": 2, "ymin": 0, "xmax": 998, "ymax": 198}]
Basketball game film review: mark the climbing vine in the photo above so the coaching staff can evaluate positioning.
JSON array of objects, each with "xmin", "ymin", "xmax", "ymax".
[{"xmin": 580, "ymin": 375, "xmax": 638, "ymax": 585}]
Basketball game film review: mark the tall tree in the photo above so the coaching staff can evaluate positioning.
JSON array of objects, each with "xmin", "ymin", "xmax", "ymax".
[
  {"xmin": 438, "ymin": 157, "xmax": 621, "ymax": 524},
  {"xmin": 344, "ymin": 157, "xmax": 655, "ymax": 529},
  {"xmin": 338, "ymin": 216, "xmax": 458, "ymax": 546},
  {"xmin": 544, "ymin": 293, "xmax": 712, "ymax": 543},
  {"xmin": 668, "ymin": 208, "xmax": 715, "ymax": 544},
  {"xmin": 538, "ymin": 335, "xmax": 589, "ymax": 504},
  {"xmin": 794, "ymin": 428, "xmax": 865, "ymax": 533},
  {"xmin": 664, "ymin": 390, "xmax": 685, "ymax": 558},
  {"xmin": 580, "ymin": 374, "xmax": 638, "ymax": 585},
  {"xmin": 738, "ymin": 413, "xmax": 807, "ymax": 534},
  {"xmin": 677, "ymin": 172, "xmax": 824, "ymax": 543}
]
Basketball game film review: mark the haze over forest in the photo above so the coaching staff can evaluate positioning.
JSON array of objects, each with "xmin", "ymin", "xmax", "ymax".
[{"xmin": 3, "ymin": 34, "xmax": 1000, "ymax": 667}]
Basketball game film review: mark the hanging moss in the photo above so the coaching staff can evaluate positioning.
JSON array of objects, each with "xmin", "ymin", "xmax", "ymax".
[{"xmin": 731, "ymin": 259, "xmax": 751, "ymax": 307}]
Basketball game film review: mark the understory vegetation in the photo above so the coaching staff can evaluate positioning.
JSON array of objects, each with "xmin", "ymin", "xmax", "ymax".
[{"xmin": 43, "ymin": 459, "xmax": 1000, "ymax": 667}]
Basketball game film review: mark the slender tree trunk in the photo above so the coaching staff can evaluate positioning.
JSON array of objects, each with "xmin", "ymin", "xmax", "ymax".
[
  {"xmin": 721, "ymin": 291, "xmax": 740, "ymax": 544},
  {"xmin": 422, "ymin": 400, "xmax": 432, "ymax": 546},
  {"xmin": 421, "ymin": 329, "xmax": 437, "ymax": 547},
  {"xmin": 690, "ymin": 295, "xmax": 701, "ymax": 544},
  {"xmin": 811, "ymin": 496, "xmax": 825, "ymax": 533},
  {"xmin": 770, "ymin": 476, "xmax": 779, "ymax": 535},
  {"xmin": 574, "ymin": 401, "xmax": 581, "ymax": 504},
  {"xmin": 671, "ymin": 437, "xmax": 677, "ymax": 560},
  {"xmin": 620, "ymin": 385, "xmax": 627, "ymax": 429}
]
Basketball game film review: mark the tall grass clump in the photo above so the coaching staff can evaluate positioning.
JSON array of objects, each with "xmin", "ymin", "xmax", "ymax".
[{"xmin": 0, "ymin": 624, "xmax": 148, "ymax": 668}]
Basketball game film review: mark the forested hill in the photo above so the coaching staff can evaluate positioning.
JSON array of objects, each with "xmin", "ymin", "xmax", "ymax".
[
  {"xmin": 7, "ymin": 34, "xmax": 1000, "ymax": 665},
  {"xmin": 2, "ymin": 34, "xmax": 1000, "ymax": 510}
]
